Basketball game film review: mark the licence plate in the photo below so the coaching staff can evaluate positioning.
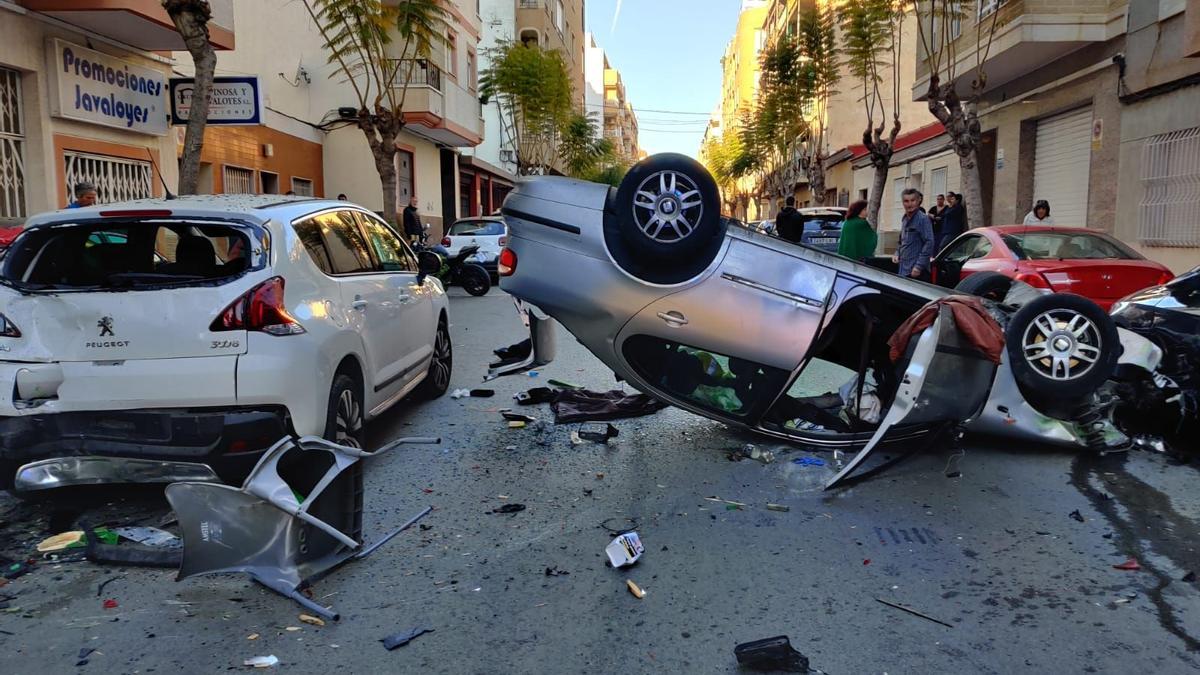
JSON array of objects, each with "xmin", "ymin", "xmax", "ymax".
[{"xmin": 810, "ymin": 238, "xmax": 838, "ymax": 245}]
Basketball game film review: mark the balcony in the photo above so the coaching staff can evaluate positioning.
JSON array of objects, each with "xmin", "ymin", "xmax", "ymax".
[
  {"xmin": 17, "ymin": 0, "xmax": 235, "ymax": 50},
  {"xmin": 913, "ymin": 0, "xmax": 1125, "ymax": 98},
  {"xmin": 393, "ymin": 59, "xmax": 482, "ymax": 148}
]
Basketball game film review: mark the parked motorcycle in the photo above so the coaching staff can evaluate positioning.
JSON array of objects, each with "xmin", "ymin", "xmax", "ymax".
[{"xmin": 418, "ymin": 243, "xmax": 491, "ymax": 296}]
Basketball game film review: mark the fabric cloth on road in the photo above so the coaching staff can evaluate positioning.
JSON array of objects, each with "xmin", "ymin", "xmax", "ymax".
[
  {"xmin": 887, "ymin": 295, "xmax": 1005, "ymax": 364},
  {"xmin": 551, "ymin": 388, "xmax": 668, "ymax": 424}
]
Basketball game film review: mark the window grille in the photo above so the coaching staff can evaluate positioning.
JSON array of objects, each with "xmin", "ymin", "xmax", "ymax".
[
  {"xmin": 1139, "ymin": 127, "xmax": 1200, "ymax": 247},
  {"xmin": 292, "ymin": 177, "xmax": 314, "ymax": 197},
  {"xmin": 223, "ymin": 165, "xmax": 254, "ymax": 194},
  {"xmin": 0, "ymin": 66, "xmax": 26, "ymax": 218},
  {"xmin": 64, "ymin": 151, "xmax": 152, "ymax": 205}
]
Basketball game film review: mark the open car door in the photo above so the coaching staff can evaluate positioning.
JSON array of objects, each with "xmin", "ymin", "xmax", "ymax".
[{"xmin": 825, "ymin": 305, "xmax": 998, "ymax": 489}]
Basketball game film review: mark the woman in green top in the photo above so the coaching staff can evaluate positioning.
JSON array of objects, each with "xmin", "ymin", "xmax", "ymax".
[{"xmin": 837, "ymin": 200, "xmax": 878, "ymax": 262}]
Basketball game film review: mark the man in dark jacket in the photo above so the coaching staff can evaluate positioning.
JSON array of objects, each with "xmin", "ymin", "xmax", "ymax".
[
  {"xmin": 403, "ymin": 196, "xmax": 422, "ymax": 244},
  {"xmin": 938, "ymin": 192, "xmax": 966, "ymax": 252},
  {"xmin": 775, "ymin": 196, "xmax": 803, "ymax": 243}
]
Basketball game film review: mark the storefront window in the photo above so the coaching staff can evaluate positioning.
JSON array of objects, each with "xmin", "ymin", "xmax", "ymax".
[
  {"xmin": 0, "ymin": 66, "xmax": 25, "ymax": 218},
  {"xmin": 64, "ymin": 151, "xmax": 152, "ymax": 205}
]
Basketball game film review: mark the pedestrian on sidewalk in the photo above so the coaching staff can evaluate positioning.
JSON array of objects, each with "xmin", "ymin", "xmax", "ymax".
[
  {"xmin": 938, "ymin": 192, "xmax": 966, "ymax": 251},
  {"xmin": 928, "ymin": 194, "xmax": 946, "ymax": 243},
  {"xmin": 893, "ymin": 188, "xmax": 934, "ymax": 281},
  {"xmin": 837, "ymin": 200, "xmax": 877, "ymax": 263},
  {"xmin": 66, "ymin": 181, "xmax": 98, "ymax": 209},
  {"xmin": 403, "ymin": 196, "xmax": 423, "ymax": 244},
  {"xmin": 775, "ymin": 195, "xmax": 803, "ymax": 244},
  {"xmin": 1023, "ymin": 199, "xmax": 1054, "ymax": 226}
]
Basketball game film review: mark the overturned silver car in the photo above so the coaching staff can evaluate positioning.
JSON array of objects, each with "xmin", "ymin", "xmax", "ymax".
[{"xmin": 488, "ymin": 153, "xmax": 1168, "ymax": 488}]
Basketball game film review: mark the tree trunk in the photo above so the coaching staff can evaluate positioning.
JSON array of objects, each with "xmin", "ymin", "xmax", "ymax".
[
  {"xmin": 809, "ymin": 160, "xmax": 826, "ymax": 207},
  {"xmin": 958, "ymin": 148, "xmax": 986, "ymax": 230},
  {"xmin": 868, "ymin": 162, "xmax": 888, "ymax": 230},
  {"xmin": 361, "ymin": 109, "xmax": 402, "ymax": 227},
  {"xmin": 164, "ymin": 2, "xmax": 215, "ymax": 195}
]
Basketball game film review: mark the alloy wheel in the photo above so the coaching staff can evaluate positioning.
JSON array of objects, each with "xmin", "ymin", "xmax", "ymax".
[
  {"xmin": 1021, "ymin": 309, "xmax": 1102, "ymax": 381},
  {"xmin": 631, "ymin": 170, "xmax": 704, "ymax": 244},
  {"xmin": 335, "ymin": 388, "xmax": 363, "ymax": 448},
  {"xmin": 432, "ymin": 324, "xmax": 452, "ymax": 391}
]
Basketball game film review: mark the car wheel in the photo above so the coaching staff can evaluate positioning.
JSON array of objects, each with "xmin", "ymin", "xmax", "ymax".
[
  {"xmin": 415, "ymin": 319, "xmax": 453, "ymax": 400},
  {"xmin": 1005, "ymin": 293, "xmax": 1119, "ymax": 414},
  {"xmin": 324, "ymin": 373, "xmax": 364, "ymax": 448},
  {"xmin": 459, "ymin": 264, "xmax": 491, "ymax": 296},
  {"xmin": 614, "ymin": 153, "xmax": 721, "ymax": 261},
  {"xmin": 955, "ymin": 271, "xmax": 1013, "ymax": 302}
]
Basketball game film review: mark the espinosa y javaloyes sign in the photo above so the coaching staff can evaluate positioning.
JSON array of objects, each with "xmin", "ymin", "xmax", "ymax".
[{"xmin": 46, "ymin": 38, "xmax": 168, "ymax": 136}]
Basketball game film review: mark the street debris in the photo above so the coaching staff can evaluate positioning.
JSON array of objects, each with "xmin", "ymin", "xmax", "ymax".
[
  {"xmin": 1114, "ymin": 558, "xmax": 1142, "ymax": 571},
  {"xmin": 450, "ymin": 388, "xmax": 470, "ymax": 399},
  {"xmin": 96, "ymin": 575, "xmax": 121, "ymax": 597},
  {"xmin": 501, "ymin": 412, "xmax": 537, "ymax": 423},
  {"xmin": 571, "ymin": 423, "xmax": 619, "ymax": 445},
  {"xmin": 599, "ymin": 517, "xmax": 639, "ymax": 535},
  {"xmin": 875, "ymin": 597, "xmax": 954, "ymax": 628},
  {"xmin": 508, "ymin": 420, "xmax": 527, "ymax": 429},
  {"xmin": 4, "ymin": 561, "xmax": 33, "ymax": 580},
  {"xmin": 167, "ymin": 435, "xmax": 438, "ymax": 621},
  {"xmin": 380, "ymin": 627, "xmax": 433, "ymax": 650},
  {"xmin": 299, "ymin": 614, "xmax": 326, "ymax": 627},
  {"xmin": 243, "ymin": 655, "xmax": 279, "ymax": 668},
  {"xmin": 544, "ymin": 566, "xmax": 570, "ymax": 577},
  {"xmin": 733, "ymin": 635, "xmax": 810, "ymax": 672},
  {"xmin": 1069, "ymin": 510, "xmax": 1086, "ymax": 523},
  {"xmin": 626, "ymin": 579, "xmax": 646, "ymax": 599},
  {"xmin": 469, "ymin": 389, "xmax": 495, "ymax": 398},
  {"xmin": 102, "ymin": 599, "xmax": 118, "ymax": 609},
  {"xmin": 765, "ymin": 503, "xmax": 790, "ymax": 513},
  {"xmin": 247, "ymin": 633, "xmax": 260, "ymax": 641},
  {"xmin": 728, "ymin": 444, "xmax": 774, "ymax": 464},
  {"xmin": 547, "ymin": 379, "xmax": 582, "ymax": 389},
  {"xmin": 605, "ymin": 532, "xmax": 644, "ymax": 568},
  {"xmin": 77, "ymin": 647, "xmax": 96, "ymax": 666},
  {"xmin": 1183, "ymin": 571, "xmax": 1196, "ymax": 583},
  {"xmin": 704, "ymin": 497, "xmax": 746, "ymax": 507},
  {"xmin": 36, "ymin": 531, "xmax": 84, "ymax": 553},
  {"xmin": 491, "ymin": 503, "xmax": 526, "ymax": 515},
  {"xmin": 81, "ymin": 522, "xmax": 181, "ymax": 569},
  {"xmin": 551, "ymin": 388, "xmax": 668, "ymax": 423},
  {"xmin": 515, "ymin": 387, "xmax": 557, "ymax": 405},
  {"xmin": 793, "ymin": 457, "xmax": 826, "ymax": 467}
]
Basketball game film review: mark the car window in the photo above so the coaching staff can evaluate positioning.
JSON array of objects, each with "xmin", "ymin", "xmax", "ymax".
[
  {"xmin": 356, "ymin": 212, "xmax": 416, "ymax": 273},
  {"xmin": 622, "ymin": 335, "xmax": 789, "ymax": 419},
  {"xmin": 969, "ymin": 238, "xmax": 992, "ymax": 259},
  {"xmin": 449, "ymin": 220, "xmax": 503, "ymax": 236},
  {"xmin": 942, "ymin": 235, "xmax": 981, "ymax": 263},
  {"xmin": 314, "ymin": 211, "xmax": 374, "ymax": 274},
  {"xmin": 292, "ymin": 218, "xmax": 334, "ymax": 274},
  {"xmin": 802, "ymin": 217, "xmax": 842, "ymax": 232},
  {"xmin": 1003, "ymin": 232, "xmax": 1139, "ymax": 260}
]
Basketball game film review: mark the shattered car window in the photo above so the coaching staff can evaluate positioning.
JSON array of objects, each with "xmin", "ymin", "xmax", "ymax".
[
  {"xmin": 622, "ymin": 335, "xmax": 788, "ymax": 418},
  {"xmin": 3, "ymin": 220, "xmax": 255, "ymax": 290}
]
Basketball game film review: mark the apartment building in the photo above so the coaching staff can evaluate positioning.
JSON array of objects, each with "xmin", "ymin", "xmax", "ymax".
[
  {"xmin": 463, "ymin": 0, "xmax": 520, "ymax": 215},
  {"xmin": 516, "ymin": 0, "xmax": 585, "ymax": 108},
  {"xmin": 716, "ymin": 0, "xmax": 769, "ymax": 220},
  {"xmin": 0, "ymin": 1, "xmax": 235, "ymax": 220},
  {"xmin": 585, "ymin": 34, "xmax": 640, "ymax": 163}
]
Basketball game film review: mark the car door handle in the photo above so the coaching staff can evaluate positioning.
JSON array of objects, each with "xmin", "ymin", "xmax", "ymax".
[
  {"xmin": 657, "ymin": 311, "xmax": 688, "ymax": 327},
  {"xmin": 352, "ymin": 299, "xmax": 368, "ymax": 310}
]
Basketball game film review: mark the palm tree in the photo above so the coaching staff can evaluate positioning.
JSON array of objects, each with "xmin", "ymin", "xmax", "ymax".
[
  {"xmin": 480, "ymin": 41, "xmax": 573, "ymax": 176},
  {"xmin": 303, "ymin": 0, "xmax": 446, "ymax": 225},
  {"xmin": 559, "ymin": 113, "xmax": 615, "ymax": 177}
]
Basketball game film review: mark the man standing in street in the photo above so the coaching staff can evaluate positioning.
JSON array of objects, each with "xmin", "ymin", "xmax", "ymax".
[
  {"xmin": 939, "ymin": 192, "xmax": 966, "ymax": 251},
  {"xmin": 895, "ymin": 188, "xmax": 934, "ymax": 281},
  {"xmin": 775, "ymin": 195, "xmax": 803, "ymax": 244},
  {"xmin": 403, "ymin": 195, "xmax": 423, "ymax": 244},
  {"xmin": 66, "ymin": 181, "xmax": 98, "ymax": 209}
]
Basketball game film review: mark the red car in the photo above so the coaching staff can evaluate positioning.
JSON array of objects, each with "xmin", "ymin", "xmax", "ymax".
[{"xmin": 932, "ymin": 225, "xmax": 1174, "ymax": 310}]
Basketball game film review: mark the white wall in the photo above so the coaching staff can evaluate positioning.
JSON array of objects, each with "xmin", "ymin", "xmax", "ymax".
[
  {"xmin": 0, "ymin": 8, "xmax": 178, "ymax": 214},
  {"xmin": 584, "ymin": 33, "xmax": 605, "ymax": 133},
  {"xmin": 464, "ymin": 0, "xmax": 518, "ymax": 177}
]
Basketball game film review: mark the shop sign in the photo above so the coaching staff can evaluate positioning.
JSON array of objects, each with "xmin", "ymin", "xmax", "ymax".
[
  {"xmin": 46, "ymin": 38, "xmax": 168, "ymax": 136},
  {"xmin": 170, "ymin": 76, "xmax": 263, "ymax": 125}
]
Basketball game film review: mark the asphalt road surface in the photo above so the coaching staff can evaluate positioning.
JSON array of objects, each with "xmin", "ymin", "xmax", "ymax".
[{"xmin": 1, "ymin": 287, "xmax": 1198, "ymax": 674}]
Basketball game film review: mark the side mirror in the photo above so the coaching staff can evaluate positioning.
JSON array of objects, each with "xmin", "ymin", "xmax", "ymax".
[{"xmin": 417, "ymin": 250, "xmax": 442, "ymax": 284}]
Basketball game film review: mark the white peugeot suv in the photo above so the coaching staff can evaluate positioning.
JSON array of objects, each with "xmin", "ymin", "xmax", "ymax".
[{"xmin": 0, "ymin": 196, "xmax": 451, "ymax": 493}]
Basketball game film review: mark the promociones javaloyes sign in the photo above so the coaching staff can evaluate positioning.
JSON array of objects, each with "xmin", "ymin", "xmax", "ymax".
[{"xmin": 47, "ymin": 38, "xmax": 168, "ymax": 136}]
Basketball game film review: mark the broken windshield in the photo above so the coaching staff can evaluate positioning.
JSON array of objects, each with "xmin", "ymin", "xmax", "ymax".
[{"xmin": 2, "ymin": 220, "xmax": 260, "ymax": 291}]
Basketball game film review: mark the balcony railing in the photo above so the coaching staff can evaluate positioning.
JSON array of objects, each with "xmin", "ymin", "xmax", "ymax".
[{"xmin": 392, "ymin": 59, "xmax": 442, "ymax": 92}]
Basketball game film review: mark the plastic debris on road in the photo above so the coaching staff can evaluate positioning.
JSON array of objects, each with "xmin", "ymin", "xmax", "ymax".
[
  {"xmin": 36, "ymin": 531, "xmax": 84, "ymax": 553},
  {"xmin": 766, "ymin": 503, "xmax": 790, "ymax": 512},
  {"xmin": 112, "ymin": 526, "xmax": 182, "ymax": 549},
  {"xmin": 733, "ymin": 635, "xmax": 810, "ymax": 673},
  {"xmin": 244, "ymin": 655, "xmax": 279, "ymax": 668},
  {"xmin": 605, "ymin": 532, "xmax": 644, "ymax": 568},
  {"xmin": 793, "ymin": 457, "xmax": 826, "ymax": 466},
  {"xmin": 1114, "ymin": 558, "xmax": 1142, "ymax": 571},
  {"xmin": 380, "ymin": 627, "xmax": 433, "ymax": 650},
  {"xmin": 299, "ymin": 614, "xmax": 326, "ymax": 627},
  {"xmin": 626, "ymin": 579, "xmax": 646, "ymax": 599},
  {"xmin": 490, "ymin": 503, "xmax": 526, "ymax": 514}
]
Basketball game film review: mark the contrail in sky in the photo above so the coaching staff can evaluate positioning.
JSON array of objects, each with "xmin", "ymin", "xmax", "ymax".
[{"xmin": 611, "ymin": 0, "xmax": 623, "ymax": 32}]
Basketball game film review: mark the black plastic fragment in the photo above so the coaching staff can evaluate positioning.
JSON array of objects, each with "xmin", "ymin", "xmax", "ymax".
[
  {"xmin": 491, "ymin": 504, "xmax": 526, "ymax": 514},
  {"xmin": 81, "ymin": 523, "xmax": 181, "ymax": 569},
  {"xmin": 733, "ymin": 635, "xmax": 809, "ymax": 673},
  {"xmin": 381, "ymin": 626, "xmax": 433, "ymax": 650}
]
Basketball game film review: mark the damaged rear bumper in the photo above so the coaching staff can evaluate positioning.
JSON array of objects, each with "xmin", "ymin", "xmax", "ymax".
[
  {"xmin": 485, "ymin": 301, "xmax": 557, "ymax": 380},
  {"xmin": 0, "ymin": 406, "xmax": 291, "ymax": 491}
]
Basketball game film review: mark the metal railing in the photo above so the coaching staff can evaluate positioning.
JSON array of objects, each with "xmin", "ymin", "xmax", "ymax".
[
  {"xmin": 1139, "ymin": 126, "xmax": 1200, "ymax": 247},
  {"xmin": 392, "ymin": 59, "xmax": 442, "ymax": 92}
]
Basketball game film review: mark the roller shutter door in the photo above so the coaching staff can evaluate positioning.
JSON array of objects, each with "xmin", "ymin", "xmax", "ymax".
[{"xmin": 1033, "ymin": 107, "xmax": 1093, "ymax": 227}]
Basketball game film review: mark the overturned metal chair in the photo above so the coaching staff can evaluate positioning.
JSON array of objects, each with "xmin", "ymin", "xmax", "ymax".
[{"xmin": 165, "ymin": 435, "xmax": 437, "ymax": 620}]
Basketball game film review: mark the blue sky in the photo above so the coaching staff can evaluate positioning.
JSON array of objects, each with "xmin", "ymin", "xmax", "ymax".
[{"xmin": 584, "ymin": 0, "xmax": 743, "ymax": 158}]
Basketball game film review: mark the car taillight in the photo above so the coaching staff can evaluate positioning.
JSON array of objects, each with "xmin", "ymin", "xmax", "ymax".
[
  {"xmin": 498, "ymin": 235, "xmax": 507, "ymax": 247},
  {"xmin": 498, "ymin": 248, "xmax": 517, "ymax": 277},
  {"xmin": 1157, "ymin": 270, "xmax": 1175, "ymax": 285},
  {"xmin": 0, "ymin": 312, "xmax": 20, "ymax": 338},
  {"xmin": 1015, "ymin": 272, "xmax": 1052, "ymax": 290},
  {"xmin": 211, "ymin": 276, "xmax": 306, "ymax": 336},
  {"xmin": 442, "ymin": 236, "xmax": 451, "ymax": 246}
]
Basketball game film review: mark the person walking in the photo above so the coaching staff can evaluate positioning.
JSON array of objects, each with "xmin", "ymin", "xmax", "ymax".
[
  {"xmin": 938, "ymin": 192, "xmax": 966, "ymax": 252},
  {"xmin": 66, "ymin": 181, "xmax": 98, "ymax": 209},
  {"xmin": 836, "ymin": 200, "xmax": 877, "ymax": 263},
  {"xmin": 774, "ymin": 196, "xmax": 803, "ymax": 244},
  {"xmin": 403, "ymin": 195, "xmax": 423, "ymax": 244},
  {"xmin": 1023, "ymin": 199, "xmax": 1054, "ymax": 226},
  {"xmin": 893, "ymin": 188, "xmax": 934, "ymax": 281}
]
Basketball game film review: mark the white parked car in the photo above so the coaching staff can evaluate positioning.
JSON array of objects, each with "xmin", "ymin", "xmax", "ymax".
[
  {"xmin": 0, "ymin": 196, "xmax": 452, "ymax": 493},
  {"xmin": 442, "ymin": 216, "xmax": 506, "ymax": 278}
]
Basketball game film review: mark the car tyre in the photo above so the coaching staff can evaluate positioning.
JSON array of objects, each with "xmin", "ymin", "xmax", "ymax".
[
  {"xmin": 1005, "ymin": 293, "xmax": 1120, "ymax": 415},
  {"xmin": 458, "ymin": 264, "xmax": 491, "ymax": 296},
  {"xmin": 415, "ymin": 319, "xmax": 453, "ymax": 400},
  {"xmin": 614, "ymin": 153, "xmax": 721, "ymax": 261},
  {"xmin": 954, "ymin": 271, "xmax": 1013, "ymax": 302},
  {"xmin": 324, "ymin": 373, "xmax": 365, "ymax": 448}
]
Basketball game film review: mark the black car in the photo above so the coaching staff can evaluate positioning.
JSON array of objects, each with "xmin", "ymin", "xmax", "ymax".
[{"xmin": 1110, "ymin": 266, "xmax": 1200, "ymax": 455}]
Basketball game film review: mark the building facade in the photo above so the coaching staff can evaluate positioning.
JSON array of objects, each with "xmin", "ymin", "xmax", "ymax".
[
  {"xmin": 714, "ymin": 0, "xmax": 769, "ymax": 220},
  {"xmin": 516, "ymin": 0, "xmax": 585, "ymax": 108},
  {"xmin": 0, "ymin": 0, "xmax": 235, "ymax": 222},
  {"xmin": 463, "ymin": 0, "xmax": 520, "ymax": 216},
  {"xmin": 585, "ymin": 33, "xmax": 640, "ymax": 163}
]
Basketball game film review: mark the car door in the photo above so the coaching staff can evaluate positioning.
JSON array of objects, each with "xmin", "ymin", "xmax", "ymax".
[
  {"xmin": 354, "ymin": 211, "xmax": 435, "ymax": 397},
  {"xmin": 614, "ymin": 237, "xmax": 838, "ymax": 422},
  {"xmin": 933, "ymin": 234, "xmax": 983, "ymax": 288},
  {"xmin": 957, "ymin": 235, "xmax": 996, "ymax": 279},
  {"xmin": 310, "ymin": 210, "xmax": 408, "ymax": 396}
]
